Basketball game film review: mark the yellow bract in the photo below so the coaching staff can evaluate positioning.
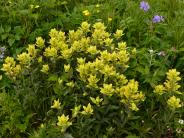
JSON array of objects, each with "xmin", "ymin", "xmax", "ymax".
[
  {"xmin": 100, "ymin": 83, "xmax": 115, "ymax": 96},
  {"xmin": 108, "ymin": 17, "xmax": 112, "ymax": 22},
  {"xmin": 114, "ymin": 29, "xmax": 124, "ymax": 39},
  {"xmin": 57, "ymin": 114, "xmax": 72, "ymax": 133},
  {"xmin": 82, "ymin": 103, "xmax": 93, "ymax": 115},
  {"xmin": 51, "ymin": 99, "xmax": 61, "ymax": 109},
  {"xmin": 80, "ymin": 21, "xmax": 90, "ymax": 33},
  {"xmin": 17, "ymin": 52, "xmax": 31, "ymax": 65},
  {"xmin": 119, "ymin": 80, "xmax": 144, "ymax": 111},
  {"xmin": 36, "ymin": 37, "xmax": 45, "ymax": 49},
  {"xmin": 90, "ymin": 96, "xmax": 103, "ymax": 106},
  {"xmin": 27, "ymin": 44, "xmax": 37, "ymax": 57},
  {"xmin": 2, "ymin": 57, "xmax": 21, "ymax": 79},
  {"xmin": 64, "ymin": 64, "xmax": 71, "ymax": 72},
  {"xmin": 154, "ymin": 69, "xmax": 181, "ymax": 94},
  {"xmin": 83, "ymin": 10, "xmax": 90, "ymax": 16},
  {"xmin": 71, "ymin": 105, "xmax": 81, "ymax": 118},
  {"xmin": 154, "ymin": 85, "xmax": 165, "ymax": 95},
  {"xmin": 164, "ymin": 69, "xmax": 181, "ymax": 93},
  {"xmin": 41, "ymin": 64, "xmax": 49, "ymax": 74},
  {"xmin": 44, "ymin": 47, "xmax": 57, "ymax": 58},
  {"xmin": 167, "ymin": 96, "xmax": 181, "ymax": 109}
]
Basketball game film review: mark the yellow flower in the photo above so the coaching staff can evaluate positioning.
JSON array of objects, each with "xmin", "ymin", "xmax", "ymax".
[
  {"xmin": 166, "ymin": 69, "xmax": 181, "ymax": 82},
  {"xmin": 81, "ymin": 21, "xmax": 90, "ymax": 32},
  {"xmin": 100, "ymin": 84, "xmax": 115, "ymax": 96},
  {"xmin": 64, "ymin": 64, "xmax": 71, "ymax": 72},
  {"xmin": 58, "ymin": 78, "xmax": 63, "ymax": 85},
  {"xmin": 27, "ymin": 44, "xmax": 37, "ymax": 57},
  {"xmin": 38, "ymin": 56, "xmax": 43, "ymax": 63},
  {"xmin": 93, "ymin": 22, "xmax": 106, "ymax": 31},
  {"xmin": 118, "ymin": 42, "xmax": 127, "ymax": 50},
  {"xmin": 164, "ymin": 69, "xmax": 181, "ymax": 93},
  {"xmin": 36, "ymin": 37, "xmax": 45, "ymax": 49},
  {"xmin": 108, "ymin": 17, "xmax": 112, "ymax": 22},
  {"xmin": 49, "ymin": 28, "xmax": 58, "ymax": 38},
  {"xmin": 66, "ymin": 81, "xmax": 75, "ymax": 87},
  {"xmin": 114, "ymin": 29, "xmax": 124, "ymax": 39},
  {"xmin": 5, "ymin": 57, "xmax": 16, "ymax": 65},
  {"xmin": 96, "ymin": 4, "xmax": 100, "ymax": 8},
  {"xmin": 83, "ymin": 10, "xmax": 90, "ymax": 16},
  {"xmin": 41, "ymin": 64, "xmax": 49, "ymax": 74},
  {"xmin": 71, "ymin": 105, "xmax": 81, "ymax": 118},
  {"xmin": 90, "ymin": 96, "xmax": 103, "ymax": 106},
  {"xmin": 167, "ymin": 96, "xmax": 181, "ymax": 109},
  {"xmin": 57, "ymin": 114, "xmax": 72, "ymax": 133},
  {"xmin": 1, "ymin": 57, "xmax": 21, "ymax": 79},
  {"xmin": 51, "ymin": 99, "xmax": 61, "ymax": 109},
  {"xmin": 13, "ymin": 65, "xmax": 21, "ymax": 75},
  {"xmin": 82, "ymin": 103, "xmax": 93, "ymax": 115},
  {"xmin": 87, "ymin": 46, "xmax": 98, "ymax": 55},
  {"xmin": 130, "ymin": 102, "xmax": 139, "ymax": 111},
  {"xmin": 154, "ymin": 85, "xmax": 165, "ymax": 95},
  {"xmin": 17, "ymin": 52, "xmax": 31, "ymax": 65},
  {"xmin": 61, "ymin": 49, "xmax": 72, "ymax": 59},
  {"xmin": 35, "ymin": 5, "xmax": 40, "ymax": 8},
  {"xmin": 40, "ymin": 124, "xmax": 44, "ymax": 128},
  {"xmin": 44, "ymin": 47, "xmax": 57, "ymax": 58},
  {"xmin": 87, "ymin": 74, "xmax": 99, "ymax": 88}
]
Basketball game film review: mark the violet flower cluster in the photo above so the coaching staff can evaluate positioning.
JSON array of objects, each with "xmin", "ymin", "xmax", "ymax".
[
  {"xmin": 140, "ymin": 1, "xmax": 150, "ymax": 12},
  {"xmin": 140, "ymin": 1, "xmax": 164, "ymax": 23},
  {"xmin": 152, "ymin": 15, "xmax": 164, "ymax": 23}
]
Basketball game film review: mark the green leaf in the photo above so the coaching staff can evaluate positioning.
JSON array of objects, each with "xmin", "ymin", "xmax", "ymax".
[
  {"xmin": 0, "ymin": 26, "xmax": 4, "ymax": 34},
  {"xmin": 47, "ymin": 74, "xmax": 58, "ymax": 82},
  {"xmin": 8, "ymin": 38, "xmax": 15, "ymax": 46},
  {"xmin": 126, "ymin": 135, "xmax": 139, "ymax": 138},
  {"xmin": 1, "ymin": 34, "xmax": 8, "ymax": 40}
]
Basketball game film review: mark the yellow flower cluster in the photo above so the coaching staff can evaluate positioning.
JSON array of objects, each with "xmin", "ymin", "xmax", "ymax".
[
  {"xmin": 81, "ymin": 103, "xmax": 94, "ymax": 115},
  {"xmin": 118, "ymin": 80, "xmax": 145, "ymax": 111},
  {"xmin": 154, "ymin": 69, "xmax": 181, "ymax": 95},
  {"xmin": 90, "ymin": 96, "xmax": 103, "ymax": 106},
  {"xmin": 164, "ymin": 69, "xmax": 181, "ymax": 93},
  {"xmin": 154, "ymin": 69, "xmax": 182, "ymax": 109},
  {"xmin": 41, "ymin": 64, "xmax": 49, "ymax": 74},
  {"xmin": 2, "ymin": 21, "xmax": 142, "ymax": 113},
  {"xmin": 36, "ymin": 37, "xmax": 45, "ymax": 49},
  {"xmin": 100, "ymin": 83, "xmax": 115, "ymax": 96},
  {"xmin": 17, "ymin": 52, "xmax": 31, "ymax": 65},
  {"xmin": 167, "ymin": 96, "xmax": 181, "ymax": 109},
  {"xmin": 1, "ymin": 57, "xmax": 21, "ymax": 79},
  {"xmin": 71, "ymin": 105, "xmax": 81, "ymax": 118},
  {"xmin": 57, "ymin": 114, "xmax": 72, "ymax": 133},
  {"xmin": 83, "ymin": 10, "xmax": 90, "ymax": 16}
]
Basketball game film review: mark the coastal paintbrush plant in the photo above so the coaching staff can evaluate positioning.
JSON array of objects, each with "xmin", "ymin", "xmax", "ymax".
[
  {"xmin": 1, "ymin": 21, "xmax": 144, "ymax": 135},
  {"xmin": 1, "ymin": 21, "xmax": 183, "ymax": 137}
]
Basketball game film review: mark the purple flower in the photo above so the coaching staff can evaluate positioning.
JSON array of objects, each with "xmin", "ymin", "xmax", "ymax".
[
  {"xmin": 140, "ymin": 1, "xmax": 150, "ymax": 12},
  {"xmin": 0, "ymin": 47, "xmax": 6, "ymax": 60},
  {"xmin": 152, "ymin": 15, "xmax": 164, "ymax": 23}
]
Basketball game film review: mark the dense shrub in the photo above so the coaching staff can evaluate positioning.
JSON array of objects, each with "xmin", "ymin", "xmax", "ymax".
[
  {"xmin": 0, "ymin": 0, "xmax": 184, "ymax": 137},
  {"xmin": 0, "ymin": 22, "xmax": 183, "ymax": 137}
]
